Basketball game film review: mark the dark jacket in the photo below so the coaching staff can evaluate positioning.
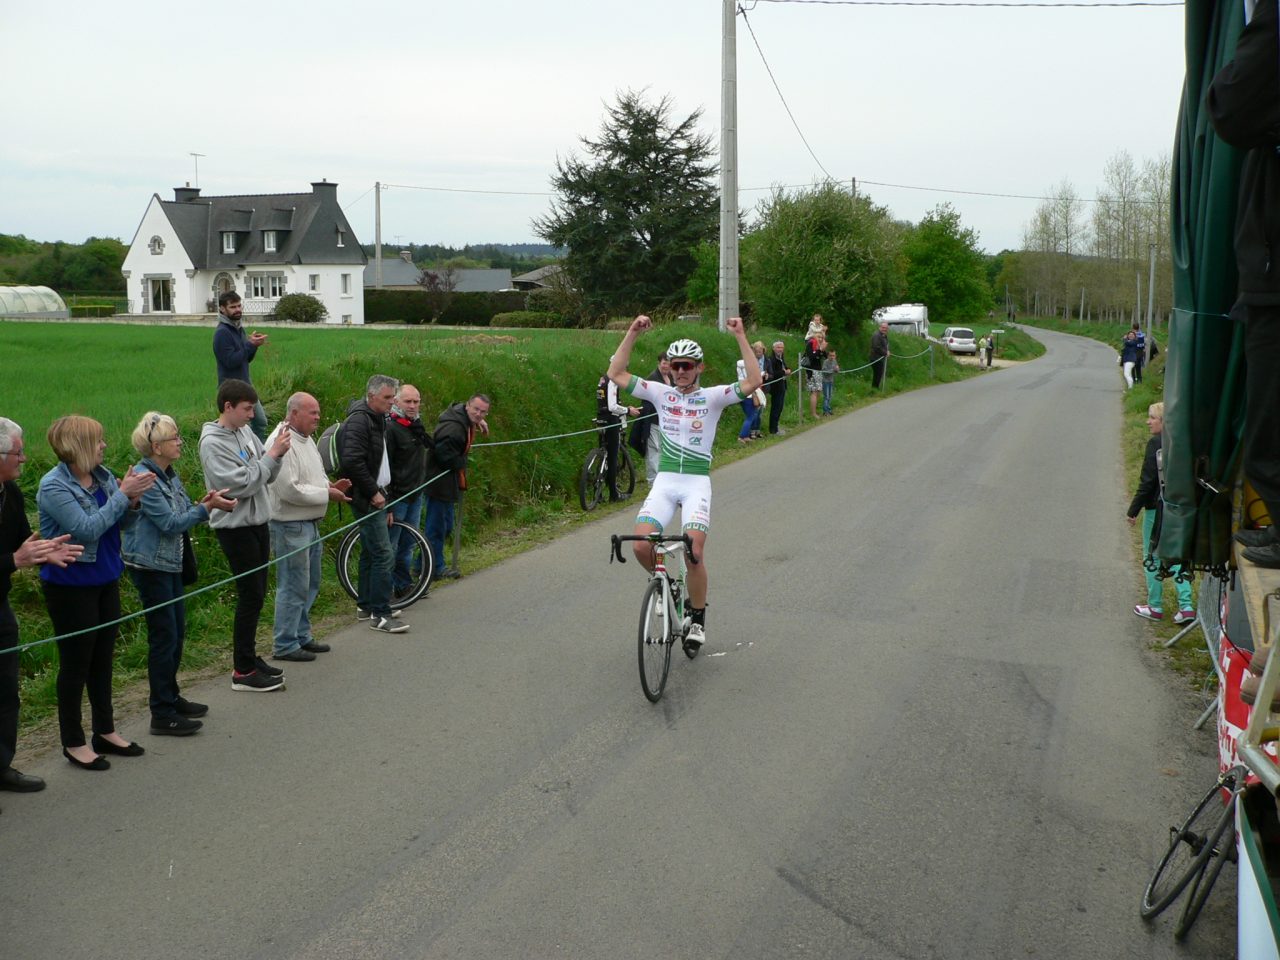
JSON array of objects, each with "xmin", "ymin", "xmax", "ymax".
[
  {"xmin": 424, "ymin": 403, "xmax": 474, "ymax": 503},
  {"xmin": 1, "ymin": 480, "xmax": 32, "ymax": 609},
  {"xmin": 386, "ymin": 414, "xmax": 431, "ymax": 499},
  {"xmin": 869, "ymin": 330, "xmax": 890, "ymax": 360},
  {"xmin": 1120, "ymin": 338, "xmax": 1142, "ymax": 365},
  {"xmin": 212, "ymin": 314, "xmax": 258, "ymax": 384},
  {"xmin": 629, "ymin": 367, "xmax": 666, "ymax": 453},
  {"xmin": 802, "ymin": 338, "xmax": 826, "ymax": 371},
  {"xmin": 763, "ymin": 352, "xmax": 789, "ymax": 394},
  {"xmin": 1207, "ymin": 0, "xmax": 1280, "ymax": 304},
  {"xmin": 1128, "ymin": 435, "xmax": 1162, "ymax": 517},
  {"xmin": 339, "ymin": 399, "xmax": 388, "ymax": 507}
]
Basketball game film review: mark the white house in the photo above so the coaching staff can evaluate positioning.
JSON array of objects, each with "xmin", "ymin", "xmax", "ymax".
[{"xmin": 121, "ymin": 181, "xmax": 368, "ymax": 324}]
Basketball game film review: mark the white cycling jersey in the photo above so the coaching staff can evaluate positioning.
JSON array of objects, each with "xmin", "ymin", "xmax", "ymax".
[{"xmin": 627, "ymin": 376, "xmax": 744, "ymax": 477}]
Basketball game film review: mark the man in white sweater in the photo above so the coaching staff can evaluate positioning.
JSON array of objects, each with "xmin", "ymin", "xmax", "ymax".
[{"xmin": 266, "ymin": 393, "xmax": 352, "ymax": 662}]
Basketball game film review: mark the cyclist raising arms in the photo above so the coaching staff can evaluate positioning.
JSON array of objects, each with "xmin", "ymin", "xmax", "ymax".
[{"xmin": 608, "ymin": 315, "xmax": 762, "ymax": 649}]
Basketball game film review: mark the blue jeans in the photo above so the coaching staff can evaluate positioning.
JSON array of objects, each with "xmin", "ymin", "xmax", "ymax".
[
  {"xmin": 738, "ymin": 397, "xmax": 759, "ymax": 438},
  {"xmin": 389, "ymin": 494, "xmax": 423, "ymax": 593},
  {"xmin": 822, "ymin": 380, "xmax": 833, "ymax": 415},
  {"xmin": 354, "ymin": 502, "xmax": 394, "ymax": 617},
  {"xmin": 128, "ymin": 569, "xmax": 186, "ymax": 719},
  {"xmin": 424, "ymin": 497, "xmax": 455, "ymax": 579},
  {"xmin": 270, "ymin": 519, "xmax": 322, "ymax": 654},
  {"xmin": 251, "ymin": 400, "xmax": 268, "ymax": 442}
]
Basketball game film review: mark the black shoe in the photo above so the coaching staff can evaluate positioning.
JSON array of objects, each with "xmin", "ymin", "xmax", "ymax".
[
  {"xmin": 91, "ymin": 734, "xmax": 145, "ymax": 758},
  {"xmin": 0, "ymin": 767, "xmax": 45, "ymax": 792},
  {"xmin": 150, "ymin": 716, "xmax": 203, "ymax": 737},
  {"xmin": 63, "ymin": 748, "xmax": 109, "ymax": 771},
  {"xmin": 274, "ymin": 648, "xmax": 317, "ymax": 662},
  {"xmin": 231, "ymin": 669, "xmax": 285, "ymax": 693},
  {"xmin": 1235, "ymin": 526, "xmax": 1278, "ymax": 549},
  {"xmin": 254, "ymin": 656, "xmax": 285, "ymax": 678},
  {"xmin": 1243, "ymin": 541, "xmax": 1280, "ymax": 569},
  {"xmin": 301, "ymin": 641, "xmax": 331, "ymax": 654},
  {"xmin": 174, "ymin": 697, "xmax": 209, "ymax": 718}
]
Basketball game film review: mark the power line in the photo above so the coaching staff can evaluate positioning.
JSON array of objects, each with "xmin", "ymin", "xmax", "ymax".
[
  {"xmin": 737, "ymin": 4, "xmax": 836, "ymax": 181},
  {"xmin": 752, "ymin": 0, "xmax": 1181, "ymax": 7},
  {"xmin": 739, "ymin": 177, "xmax": 1162, "ymax": 205},
  {"xmin": 382, "ymin": 181, "xmax": 552, "ymax": 197}
]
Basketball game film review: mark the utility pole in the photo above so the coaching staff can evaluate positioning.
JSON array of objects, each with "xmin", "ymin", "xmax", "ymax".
[
  {"xmin": 717, "ymin": 0, "xmax": 738, "ymax": 334},
  {"xmin": 188, "ymin": 152, "xmax": 205, "ymax": 188},
  {"xmin": 1145, "ymin": 241, "xmax": 1157, "ymax": 362},
  {"xmin": 375, "ymin": 181, "xmax": 383, "ymax": 290},
  {"xmin": 1134, "ymin": 270, "xmax": 1141, "ymax": 327},
  {"xmin": 1079, "ymin": 287, "xmax": 1085, "ymax": 325}
]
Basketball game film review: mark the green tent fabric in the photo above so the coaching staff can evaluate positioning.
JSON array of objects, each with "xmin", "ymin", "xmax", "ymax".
[{"xmin": 1162, "ymin": 0, "xmax": 1249, "ymax": 571}]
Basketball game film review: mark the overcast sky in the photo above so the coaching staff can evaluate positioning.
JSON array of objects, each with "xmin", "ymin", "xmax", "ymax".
[{"xmin": 1, "ymin": 0, "xmax": 1186, "ymax": 254}]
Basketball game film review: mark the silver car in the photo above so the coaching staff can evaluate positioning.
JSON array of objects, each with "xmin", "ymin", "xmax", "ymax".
[{"xmin": 942, "ymin": 327, "xmax": 977, "ymax": 355}]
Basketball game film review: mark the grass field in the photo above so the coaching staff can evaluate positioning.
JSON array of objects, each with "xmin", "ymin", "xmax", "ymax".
[{"xmin": 3, "ymin": 317, "xmax": 979, "ymax": 729}]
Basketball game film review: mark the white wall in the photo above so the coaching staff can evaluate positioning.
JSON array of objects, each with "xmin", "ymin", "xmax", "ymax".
[{"xmin": 120, "ymin": 197, "xmax": 196, "ymax": 313}]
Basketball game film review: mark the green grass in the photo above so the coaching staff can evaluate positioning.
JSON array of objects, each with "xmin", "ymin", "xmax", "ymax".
[{"xmin": 4, "ymin": 318, "xmax": 978, "ymax": 730}]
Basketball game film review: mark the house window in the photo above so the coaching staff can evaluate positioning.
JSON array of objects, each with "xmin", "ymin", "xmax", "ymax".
[
  {"xmin": 263, "ymin": 231, "xmax": 277, "ymax": 253},
  {"xmin": 336, "ymin": 228, "xmax": 345, "ymax": 248},
  {"xmin": 341, "ymin": 273, "xmax": 351, "ymax": 295},
  {"xmin": 148, "ymin": 235, "xmax": 165, "ymax": 255},
  {"xmin": 222, "ymin": 232, "xmax": 236, "ymax": 254},
  {"xmin": 342, "ymin": 314, "xmax": 352, "ymax": 324},
  {"xmin": 149, "ymin": 278, "xmax": 172, "ymax": 312},
  {"xmin": 247, "ymin": 275, "xmax": 287, "ymax": 298},
  {"xmin": 308, "ymin": 274, "xmax": 319, "ymax": 292}
]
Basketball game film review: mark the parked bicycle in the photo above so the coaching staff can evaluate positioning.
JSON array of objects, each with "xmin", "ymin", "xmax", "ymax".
[
  {"xmin": 580, "ymin": 417, "xmax": 635, "ymax": 511},
  {"xmin": 610, "ymin": 532, "xmax": 699, "ymax": 702},
  {"xmin": 1141, "ymin": 763, "xmax": 1246, "ymax": 939},
  {"xmin": 334, "ymin": 519, "xmax": 432, "ymax": 611}
]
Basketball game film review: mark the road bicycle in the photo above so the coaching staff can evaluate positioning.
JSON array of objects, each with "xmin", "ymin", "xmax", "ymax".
[
  {"xmin": 334, "ymin": 519, "xmax": 432, "ymax": 611},
  {"xmin": 611, "ymin": 532, "xmax": 699, "ymax": 702},
  {"xmin": 1141, "ymin": 763, "xmax": 1245, "ymax": 938},
  {"xmin": 579, "ymin": 418, "xmax": 635, "ymax": 511}
]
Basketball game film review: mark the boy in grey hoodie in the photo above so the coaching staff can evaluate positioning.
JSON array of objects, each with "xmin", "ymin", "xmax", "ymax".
[{"xmin": 198, "ymin": 379, "xmax": 290, "ymax": 692}]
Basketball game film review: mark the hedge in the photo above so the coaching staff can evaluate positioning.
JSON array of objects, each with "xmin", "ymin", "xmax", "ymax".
[
  {"xmin": 491, "ymin": 310, "xmax": 571, "ymax": 328},
  {"xmin": 364, "ymin": 289, "xmax": 528, "ymax": 325}
]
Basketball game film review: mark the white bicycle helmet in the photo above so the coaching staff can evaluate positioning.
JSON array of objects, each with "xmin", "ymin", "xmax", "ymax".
[{"xmin": 667, "ymin": 338, "xmax": 703, "ymax": 361}]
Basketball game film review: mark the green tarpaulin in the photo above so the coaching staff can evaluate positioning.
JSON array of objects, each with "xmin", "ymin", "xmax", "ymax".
[{"xmin": 1163, "ymin": 0, "xmax": 1249, "ymax": 571}]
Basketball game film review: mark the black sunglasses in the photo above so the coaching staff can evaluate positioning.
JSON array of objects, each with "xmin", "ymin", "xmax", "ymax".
[{"xmin": 670, "ymin": 361, "xmax": 696, "ymax": 372}]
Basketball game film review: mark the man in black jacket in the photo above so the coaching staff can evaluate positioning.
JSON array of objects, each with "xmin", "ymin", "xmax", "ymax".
[
  {"xmin": 339, "ymin": 374, "xmax": 408, "ymax": 633},
  {"xmin": 386, "ymin": 384, "xmax": 431, "ymax": 597},
  {"xmin": 869, "ymin": 322, "xmax": 890, "ymax": 389},
  {"xmin": 1209, "ymin": 0, "xmax": 1280, "ymax": 566},
  {"xmin": 762, "ymin": 341, "xmax": 791, "ymax": 435},
  {"xmin": 424, "ymin": 394, "xmax": 491, "ymax": 580}
]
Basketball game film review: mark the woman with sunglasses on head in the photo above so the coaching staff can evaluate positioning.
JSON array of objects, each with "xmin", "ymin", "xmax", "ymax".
[
  {"xmin": 607, "ymin": 315, "xmax": 762, "ymax": 650},
  {"xmin": 37, "ymin": 415, "xmax": 156, "ymax": 770},
  {"xmin": 123, "ymin": 413, "xmax": 235, "ymax": 738}
]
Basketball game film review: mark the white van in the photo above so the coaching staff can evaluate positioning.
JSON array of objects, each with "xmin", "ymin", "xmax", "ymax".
[{"xmin": 873, "ymin": 303, "xmax": 928, "ymax": 337}]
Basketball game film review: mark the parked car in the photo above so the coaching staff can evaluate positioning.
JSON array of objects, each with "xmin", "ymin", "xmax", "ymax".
[{"xmin": 942, "ymin": 327, "xmax": 977, "ymax": 355}]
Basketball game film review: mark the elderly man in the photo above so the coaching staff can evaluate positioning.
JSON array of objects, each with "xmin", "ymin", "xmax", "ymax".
[
  {"xmin": 869, "ymin": 321, "xmax": 890, "ymax": 389},
  {"xmin": 386, "ymin": 384, "xmax": 431, "ymax": 597},
  {"xmin": 762, "ymin": 340, "xmax": 791, "ymax": 435},
  {"xmin": 0, "ymin": 417, "xmax": 82, "ymax": 803},
  {"xmin": 424, "ymin": 394, "xmax": 491, "ymax": 581},
  {"xmin": 212, "ymin": 292, "xmax": 269, "ymax": 441},
  {"xmin": 266, "ymin": 393, "xmax": 352, "ymax": 662},
  {"xmin": 340, "ymin": 374, "xmax": 408, "ymax": 633}
]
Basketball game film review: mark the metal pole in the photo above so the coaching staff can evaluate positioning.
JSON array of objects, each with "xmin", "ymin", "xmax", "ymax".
[
  {"xmin": 717, "ymin": 0, "xmax": 738, "ymax": 334},
  {"xmin": 1134, "ymin": 270, "xmax": 1141, "ymax": 328},
  {"xmin": 448, "ymin": 491, "xmax": 464, "ymax": 577},
  {"xmin": 1078, "ymin": 287, "xmax": 1085, "ymax": 325},
  {"xmin": 375, "ymin": 181, "xmax": 383, "ymax": 290},
  {"xmin": 1145, "ymin": 241, "xmax": 1157, "ymax": 363}
]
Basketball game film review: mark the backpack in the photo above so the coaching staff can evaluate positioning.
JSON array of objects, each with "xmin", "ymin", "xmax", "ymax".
[{"xmin": 318, "ymin": 421, "xmax": 345, "ymax": 476}]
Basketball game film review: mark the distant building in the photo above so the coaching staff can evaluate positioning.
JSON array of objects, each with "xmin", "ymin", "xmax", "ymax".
[
  {"xmin": 512, "ymin": 264, "xmax": 564, "ymax": 291},
  {"xmin": 362, "ymin": 257, "xmax": 513, "ymax": 293},
  {"xmin": 121, "ymin": 181, "xmax": 368, "ymax": 324},
  {"xmin": 0, "ymin": 285, "xmax": 68, "ymax": 319}
]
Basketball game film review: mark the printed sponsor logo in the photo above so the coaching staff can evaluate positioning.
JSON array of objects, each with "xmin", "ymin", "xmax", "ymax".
[
  {"xmin": 691, "ymin": 420, "xmax": 703, "ymax": 431},
  {"xmin": 665, "ymin": 393, "xmax": 679, "ymax": 404},
  {"xmin": 690, "ymin": 436, "xmax": 703, "ymax": 445}
]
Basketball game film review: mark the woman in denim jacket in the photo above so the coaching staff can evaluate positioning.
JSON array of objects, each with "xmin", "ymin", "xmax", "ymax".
[
  {"xmin": 38, "ymin": 415, "xmax": 155, "ymax": 770},
  {"xmin": 123, "ymin": 413, "xmax": 234, "ymax": 737}
]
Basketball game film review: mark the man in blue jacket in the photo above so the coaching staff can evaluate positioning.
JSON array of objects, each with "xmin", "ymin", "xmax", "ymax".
[{"xmin": 212, "ymin": 292, "xmax": 269, "ymax": 441}]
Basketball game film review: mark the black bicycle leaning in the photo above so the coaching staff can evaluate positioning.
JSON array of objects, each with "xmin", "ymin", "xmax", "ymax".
[
  {"xmin": 579, "ymin": 417, "xmax": 635, "ymax": 511},
  {"xmin": 333, "ymin": 519, "xmax": 432, "ymax": 611}
]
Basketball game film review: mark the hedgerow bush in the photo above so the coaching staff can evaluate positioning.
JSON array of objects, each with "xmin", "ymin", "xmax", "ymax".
[{"xmin": 273, "ymin": 293, "xmax": 327, "ymax": 323}]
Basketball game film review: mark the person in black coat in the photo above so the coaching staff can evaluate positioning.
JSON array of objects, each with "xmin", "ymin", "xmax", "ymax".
[
  {"xmin": 869, "ymin": 322, "xmax": 890, "ymax": 389},
  {"xmin": 762, "ymin": 341, "xmax": 791, "ymax": 435},
  {"xmin": 424, "ymin": 394, "xmax": 492, "ymax": 580},
  {"xmin": 1126, "ymin": 403, "xmax": 1194, "ymax": 622},
  {"xmin": 1208, "ymin": 0, "xmax": 1280, "ymax": 566}
]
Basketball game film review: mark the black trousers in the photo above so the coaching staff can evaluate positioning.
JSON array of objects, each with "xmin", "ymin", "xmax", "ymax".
[
  {"xmin": 42, "ymin": 580, "xmax": 120, "ymax": 748},
  {"xmin": 215, "ymin": 524, "xmax": 270, "ymax": 674},
  {"xmin": 0, "ymin": 606, "xmax": 18, "ymax": 770},
  {"xmin": 603, "ymin": 422, "xmax": 621, "ymax": 497},
  {"xmin": 871, "ymin": 356, "xmax": 887, "ymax": 389},
  {"xmin": 1244, "ymin": 303, "xmax": 1280, "ymax": 521},
  {"xmin": 768, "ymin": 386, "xmax": 786, "ymax": 433}
]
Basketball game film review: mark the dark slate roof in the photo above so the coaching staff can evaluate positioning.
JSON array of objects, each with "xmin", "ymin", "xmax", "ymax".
[
  {"xmin": 158, "ymin": 182, "xmax": 367, "ymax": 270},
  {"xmin": 512, "ymin": 264, "xmax": 562, "ymax": 284},
  {"xmin": 362, "ymin": 258, "xmax": 423, "ymax": 286}
]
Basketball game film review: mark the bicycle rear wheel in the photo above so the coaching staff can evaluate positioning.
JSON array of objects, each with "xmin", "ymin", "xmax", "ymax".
[
  {"xmin": 579, "ymin": 448, "xmax": 606, "ymax": 511},
  {"xmin": 334, "ymin": 526, "xmax": 361, "ymax": 602},
  {"xmin": 619, "ymin": 447, "xmax": 636, "ymax": 497},
  {"xmin": 335, "ymin": 521, "xmax": 432, "ymax": 611},
  {"xmin": 638, "ymin": 578, "xmax": 671, "ymax": 702},
  {"xmin": 1174, "ymin": 786, "xmax": 1239, "ymax": 939},
  {"xmin": 1141, "ymin": 770, "xmax": 1238, "ymax": 920}
]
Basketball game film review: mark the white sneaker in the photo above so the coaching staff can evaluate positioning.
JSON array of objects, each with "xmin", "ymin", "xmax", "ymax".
[
  {"xmin": 357, "ymin": 607, "xmax": 401, "ymax": 620},
  {"xmin": 685, "ymin": 623, "xmax": 705, "ymax": 649},
  {"xmin": 370, "ymin": 616, "xmax": 410, "ymax": 634}
]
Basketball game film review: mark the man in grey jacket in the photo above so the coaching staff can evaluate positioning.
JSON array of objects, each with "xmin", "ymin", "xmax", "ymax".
[
  {"xmin": 266, "ymin": 393, "xmax": 351, "ymax": 662},
  {"xmin": 199, "ymin": 379, "xmax": 291, "ymax": 691}
]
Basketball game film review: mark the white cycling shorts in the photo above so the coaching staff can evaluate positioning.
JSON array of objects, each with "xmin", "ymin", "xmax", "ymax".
[{"xmin": 636, "ymin": 473, "xmax": 712, "ymax": 534}]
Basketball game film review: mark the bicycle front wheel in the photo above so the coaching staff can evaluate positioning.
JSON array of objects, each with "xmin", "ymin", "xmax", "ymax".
[
  {"xmin": 334, "ymin": 525, "xmax": 361, "ymax": 602},
  {"xmin": 1174, "ymin": 782, "xmax": 1240, "ymax": 939},
  {"xmin": 335, "ymin": 520, "xmax": 433, "ymax": 611},
  {"xmin": 579, "ymin": 448, "xmax": 606, "ymax": 511},
  {"xmin": 1141, "ymin": 771, "xmax": 1237, "ymax": 920},
  {"xmin": 619, "ymin": 447, "xmax": 636, "ymax": 497},
  {"xmin": 638, "ymin": 578, "xmax": 672, "ymax": 702}
]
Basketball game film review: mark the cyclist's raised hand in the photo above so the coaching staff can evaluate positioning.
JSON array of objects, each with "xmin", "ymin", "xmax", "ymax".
[
  {"xmin": 629, "ymin": 315, "xmax": 652, "ymax": 335},
  {"xmin": 726, "ymin": 316, "xmax": 745, "ymax": 335}
]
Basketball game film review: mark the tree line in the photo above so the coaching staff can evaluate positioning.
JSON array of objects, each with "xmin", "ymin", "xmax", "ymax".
[{"xmin": 0, "ymin": 234, "xmax": 128, "ymax": 294}]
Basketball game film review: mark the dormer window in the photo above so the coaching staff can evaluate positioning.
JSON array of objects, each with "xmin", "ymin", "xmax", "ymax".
[
  {"xmin": 263, "ymin": 231, "xmax": 277, "ymax": 253},
  {"xmin": 148, "ymin": 235, "xmax": 165, "ymax": 255},
  {"xmin": 336, "ymin": 228, "xmax": 345, "ymax": 248},
  {"xmin": 222, "ymin": 232, "xmax": 236, "ymax": 254}
]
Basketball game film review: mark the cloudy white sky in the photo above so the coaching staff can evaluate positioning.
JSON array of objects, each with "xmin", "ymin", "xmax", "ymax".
[{"xmin": 1, "ymin": 0, "xmax": 1186, "ymax": 254}]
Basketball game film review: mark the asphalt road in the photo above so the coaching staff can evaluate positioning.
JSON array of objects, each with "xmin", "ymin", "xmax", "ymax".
[{"xmin": 0, "ymin": 328, "xmax": 1234, "ymax": 959}]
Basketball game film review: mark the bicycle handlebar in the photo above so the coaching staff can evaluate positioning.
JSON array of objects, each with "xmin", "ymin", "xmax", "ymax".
[{"xmin": 610, "ymin": 533, "xmax": 697, "ymax": 565}]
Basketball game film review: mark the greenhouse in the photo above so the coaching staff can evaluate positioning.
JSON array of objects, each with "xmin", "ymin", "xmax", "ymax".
[{"xmin": 0, "ymin": 285, "xmax": 69, "ymax": 319}]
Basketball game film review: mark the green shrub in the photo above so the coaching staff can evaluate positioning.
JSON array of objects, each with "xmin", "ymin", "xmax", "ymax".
[
  {"xmin": 492, "ymin": 310, "xmax": 567, "ymax": 328},
  {"xmin": 441, "ymin": 291, "xmax": 527, "ymax": 325},
  {"xmin": 363, "ymin": 289, "xmax": 528, "ymax": 325},
  {"xmin": 273, "ymin": 293, "xmax": 328, "ymax": 324}
]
